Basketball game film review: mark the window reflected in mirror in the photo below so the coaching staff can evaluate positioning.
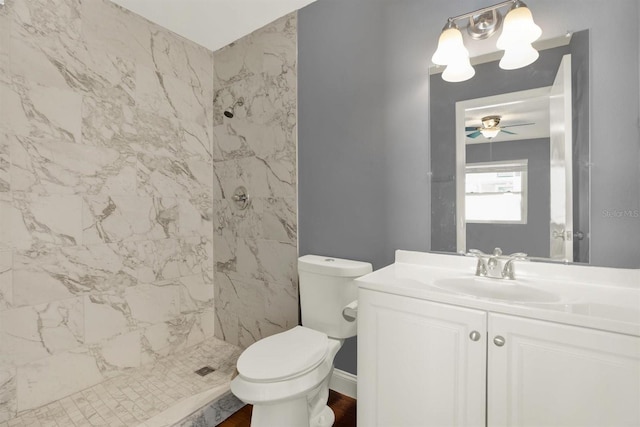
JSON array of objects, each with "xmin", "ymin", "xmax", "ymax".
[{"xmin": 465, "ymin": 160, "xmax": 528, "ymax": 224}]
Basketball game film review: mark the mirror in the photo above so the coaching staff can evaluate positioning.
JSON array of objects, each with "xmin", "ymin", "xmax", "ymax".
[{"xmin": 430, "ymin": 31, "xmax": 590, "ymax": 263}]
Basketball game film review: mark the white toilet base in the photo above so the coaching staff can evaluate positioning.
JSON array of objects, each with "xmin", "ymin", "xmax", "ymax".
[
  {"xmin": 250, "ymin": 400, "xmax": 336, "ymax": 427},
  {"xmin": 251, "ymin": 396, "xmax": 310, "ymax": 427},
  {"xmin": 311, "ymin": 406, "xmax": 335, "ymax": 427},
  {"xmin": 247, "ymin": 373, "xmax": 335, "ymax": 427}
]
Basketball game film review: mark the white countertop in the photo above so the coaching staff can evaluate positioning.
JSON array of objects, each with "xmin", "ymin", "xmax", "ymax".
[{"xmin": 356, "ymin": 250, "xmax": 640, "ymax": 337}]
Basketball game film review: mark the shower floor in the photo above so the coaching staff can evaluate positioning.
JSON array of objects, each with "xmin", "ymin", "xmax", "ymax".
[{"xmin": 2, "ymin": 337, "xmax": 242, "ymax": 427}]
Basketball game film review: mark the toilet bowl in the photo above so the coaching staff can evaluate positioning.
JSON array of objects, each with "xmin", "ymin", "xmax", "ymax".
[
  {"xmin": 231, "ymin": 326, "xmax": 342, "ymax": 427},
  {"xmin": 230, "ymin": 255, "xmax": 372, "ymax": 427}
]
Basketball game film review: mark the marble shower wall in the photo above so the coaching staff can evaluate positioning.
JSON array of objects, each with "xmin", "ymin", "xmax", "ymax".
[
  {"xmin": 0, "ymin": 0, "xmax": 216, "ymax": 418},
  {"xmin": 212, "ymin": 14, "xmax": 299, "ymax": 349}
]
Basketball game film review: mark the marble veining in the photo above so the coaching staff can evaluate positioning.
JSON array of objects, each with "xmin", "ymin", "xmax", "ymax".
[
  {"xmin": 0, "ymin": 337, "xmax": 241, "ymax": 427},
  {"xmin": 0, "ymin": 136, "xmax": 9, "ymax": 193},
  {"xmin": 0, "ymin": 0, "xmax": 218, "ymax": 420},
  {"xmin": 0, "ymin": 252, "xmax": 12, "ymax": 310},
  {"xmin": 9, "ymin": 133, "xmax": 137, "ymax": 196},
  {"xmin": 212, "ymin": 13, "xmax": 299, "ymax": 348},
  {"xmin": 174, "ymin": 391, "xmax": 244, "ymax": 427},
  {"xmin": 0, "ymin": 0, "xmax": 299, "ymax": 422}
]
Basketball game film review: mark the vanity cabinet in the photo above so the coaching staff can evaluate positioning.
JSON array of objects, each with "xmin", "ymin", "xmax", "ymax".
[
  {"xmin": 358, "ymin": 289, "xmax": 640, "ymax": 427},
  {"xmin": 488, "ymin": 313, "xmax": 640, "ymax": 426},
  {"xmin": 358, "ymin": 290, "xmax": 487, "ymax": 427}
]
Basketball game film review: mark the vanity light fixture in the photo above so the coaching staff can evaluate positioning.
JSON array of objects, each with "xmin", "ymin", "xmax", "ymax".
[
  {"xmin": 432, "ymin": 0, "xmax": 542, "ymax": 82},
  {"xmin": 432, "ymin": 21, "xmax": 476, "ymax": 82}
]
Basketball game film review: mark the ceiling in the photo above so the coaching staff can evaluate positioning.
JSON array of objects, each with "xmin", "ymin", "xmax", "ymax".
[
  {"xmin": 464, "ymin": 89, "xmax": 551, "ymax": 144},
  {"xmin": 110, "ymin": 0, "xmax": 318, "ymax": 52}
]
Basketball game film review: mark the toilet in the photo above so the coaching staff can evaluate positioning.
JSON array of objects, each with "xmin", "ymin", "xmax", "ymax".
[{"xmin": 231, "ymin": 255, "xmax": 372, "ymax": 427}]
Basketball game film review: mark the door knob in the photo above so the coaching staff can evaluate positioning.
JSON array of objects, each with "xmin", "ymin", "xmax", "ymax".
[
  {"xmin": 469, "ymin": 331, "xmax": 481, "ymax": 341},
  {"xmin": 493, "ymin": 336, "xmax": 506, "ymax": 347},
  {"xmin": 552, "ymin": 229, "xmax": 572, "ymax": 241}
]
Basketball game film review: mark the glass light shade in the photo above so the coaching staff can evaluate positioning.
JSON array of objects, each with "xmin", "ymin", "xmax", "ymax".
[
  {"xmin": 480, "ymin": 128, "xmax": 501, "ymax": 139},
  {"xmin": 432, "ymin": 27, "xmax": 469, "ymax": 65},
  {"xmin": 442, "ymin": 56, "xmax": 475, "ymax": 82},
  {"xmin": 496, "ymin": 6, "xmax": 542, "ymax": 50},
  {"xmin": 499, "ymin": 43, "xmax": 539, "ymax": 70}
]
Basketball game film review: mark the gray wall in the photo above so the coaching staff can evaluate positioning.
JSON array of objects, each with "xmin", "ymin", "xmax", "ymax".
[
  {"xmin": 298, "ymin": 0, "xmax": 431, "ymax": 373},
  {"xmin": 466, "ymin": 139, "xmax": 551, "ymax": 258},
  {"xmin": 298, "ymin": 0, "xmax": 640, "ymax": 375}
]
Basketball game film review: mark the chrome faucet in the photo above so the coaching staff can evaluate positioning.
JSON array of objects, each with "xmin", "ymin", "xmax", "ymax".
[
  {"xmin": 501, "ymin": 252, "xmax": 528, "ymax": 280},
  {"xmin": 486, "ymin": 247, "xmax": 503, "ymax": 278},
  {"xmin": 468, "ymin": 248, "xmax": 528, "ymax": 280},
  {"xmin": 468, "ymin": 249, "xmax": 488, "ymax": 276}
]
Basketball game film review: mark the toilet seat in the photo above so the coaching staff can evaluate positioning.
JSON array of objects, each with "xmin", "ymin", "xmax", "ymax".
[{"xmin": 237, "ymin": 326, "xmax": 329, "ymax": 382}]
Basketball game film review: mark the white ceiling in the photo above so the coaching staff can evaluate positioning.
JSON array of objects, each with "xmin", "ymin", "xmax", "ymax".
[
  {"xmin": 110, "ymin": 0, "xmax": 318, "ymax": 52},
  {"xmin": 464, "ymin": 89, "xmax": 551, "ymax": 144}
]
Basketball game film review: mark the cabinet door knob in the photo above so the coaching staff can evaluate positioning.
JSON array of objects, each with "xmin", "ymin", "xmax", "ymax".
[
  {"xmin": 493, "ymin": 336, "xmax": 506, "ymax": 347},
  {"xmin": 469, "ymin": 331, "xmax": 481, "ymax": 341}
]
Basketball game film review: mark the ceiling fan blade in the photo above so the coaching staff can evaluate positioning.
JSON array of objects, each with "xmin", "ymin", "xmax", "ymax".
[
  {"xmin": 501, "ymin": 129, "xmax": 517, "ymax": 135},
  {"xmin": 465, "ymin": 126, "xmax": 478, "ymax": 131},
  {"xmin": 467, "ymin": 131, "xmax": 482, "ymax": 138},
  {"xmin": 502, "ymin": 122, "xmax": 535, "ymax": 128}
]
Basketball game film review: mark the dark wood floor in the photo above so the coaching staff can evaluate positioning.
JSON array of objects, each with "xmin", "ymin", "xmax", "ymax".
[{"xmin": 217, "ymin": 390, "xmax": 356, "ymax": 427}]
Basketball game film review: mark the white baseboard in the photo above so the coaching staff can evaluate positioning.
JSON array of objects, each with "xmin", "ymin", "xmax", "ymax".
[{"xmin": 329, "ymin": 369, "xmax": 357, "ymax": 399}]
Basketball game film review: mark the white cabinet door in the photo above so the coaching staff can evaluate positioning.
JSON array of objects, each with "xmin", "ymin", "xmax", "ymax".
[
  {"xmin": 358, "ymin": 289, "xmax": 487, "ymax": 427},
  {"xmin": 488, "ymin": 313, "xmax": 640, "ymax": 427}
]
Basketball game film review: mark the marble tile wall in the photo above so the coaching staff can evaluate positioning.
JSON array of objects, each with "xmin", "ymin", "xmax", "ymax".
[
  {"xmin": 212, "ymin": 14, "xmax": 299, "ymax": 348},
  {"xmin": 0, "ymin": 0, "xmax": 216, "ymax": 420}
]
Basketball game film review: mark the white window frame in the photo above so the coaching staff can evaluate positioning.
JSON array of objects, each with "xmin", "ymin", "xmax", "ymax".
[{"xmin": 464, "ymin": 159, "xmax": 528, "ymax": 225}]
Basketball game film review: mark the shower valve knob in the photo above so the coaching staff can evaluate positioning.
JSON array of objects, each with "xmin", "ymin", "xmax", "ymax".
[{"xmin": 232, "ymin": 186, "xmax": 250, "ymax": 210}]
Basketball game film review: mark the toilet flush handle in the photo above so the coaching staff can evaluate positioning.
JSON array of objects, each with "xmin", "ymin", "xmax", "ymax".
[{"xmin": 342, "ymin": 300, "xmax": 358, "ymax": 322}]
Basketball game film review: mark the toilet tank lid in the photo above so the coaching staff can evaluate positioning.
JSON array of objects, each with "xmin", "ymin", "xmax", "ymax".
[{"xmin": 298, "ymin": 255, "xmax": 373, "ymax": 277}]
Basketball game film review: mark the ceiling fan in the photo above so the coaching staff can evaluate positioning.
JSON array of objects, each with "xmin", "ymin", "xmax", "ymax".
[{"xmin": 465, "ymin": 115, "xmax": 534, "ymax": 139}]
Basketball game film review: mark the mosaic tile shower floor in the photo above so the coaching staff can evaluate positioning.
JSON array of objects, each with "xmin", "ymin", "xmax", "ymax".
[{"xmin": 1, "ymin": 338, "xmax": 242, "ymax": 427}]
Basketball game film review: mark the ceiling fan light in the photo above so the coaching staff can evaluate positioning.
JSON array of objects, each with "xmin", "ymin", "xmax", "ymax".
[
  {"xmin": 442, "ymin": 56, "xmax": 475, "ymax": 82},
  {"xmin": 432, "ymin": 25, "xmax": 469, "ymax": 66},
  {"xmin": 480, "ymin": 128, "xmax": 501, "ymax": 139},
  {"xmin": 496, "ymin": 3, "xmax": 542, "ymax": 50},
  {"xmin": 499, "ymin": 43, "xmax": 539, "ymax": 70}
]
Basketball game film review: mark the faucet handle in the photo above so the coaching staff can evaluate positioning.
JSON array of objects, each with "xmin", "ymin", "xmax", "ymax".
[
  {"xmin": 507, "ymin": 252, "xmax": 528, "ymax": 259},
  {"xmin": 468, "ymin": 249, "xmax": 488, "ymax": 276},
  {"xmin": 502, "ymin": 253, "xmax": 528, "ymax": 279},
  {"xmin": 468, "ymin": 249, "xmax": 486, "ymax": 257}
]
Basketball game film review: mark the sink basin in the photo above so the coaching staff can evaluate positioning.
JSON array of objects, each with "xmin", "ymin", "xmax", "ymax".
[{"xmin": 431, "ymin": 277, "xmax": 561, "ymax": 303}]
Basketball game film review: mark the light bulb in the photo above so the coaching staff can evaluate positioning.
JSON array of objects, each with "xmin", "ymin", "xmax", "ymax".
[
  {"xmin": 432, "ymin": 26, "xmax": 469, "ymax": 66},
  {"xmin": 480, "ymin": 128, "xmax": 501, "ymax": 139},
  {"xmin": 442, "ymin": 56, "xmax": 475, "ymax": 82},
  {"xmin": 499, "ymin": 43, "xmax": 539, "ymax": 70},
  {"xmin": 496, "ymin": 4, "xmax": 542, "ymax": 50}
]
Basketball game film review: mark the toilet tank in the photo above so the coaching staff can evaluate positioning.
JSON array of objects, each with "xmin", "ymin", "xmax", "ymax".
[{"xmin": 298, "ymin": 255, "xmax": 373, "ymax": 339}]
